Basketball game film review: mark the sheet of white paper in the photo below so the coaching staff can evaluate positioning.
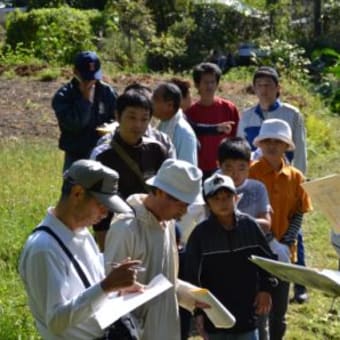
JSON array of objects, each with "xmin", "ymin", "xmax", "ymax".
[
  {"xmin": 251, "ymin": 255, "xmax": 340, "ymax": 296},
  {"xmin": 302, "ymin": 174, "xmax": 340, "ymax": 232},
  {"xmin": 95, "ymin": 274, "xmax": 173, "ymax": 330},
  {"xmin": 177, "ymin": 280, "xmax": 235, "ymax": 328}
]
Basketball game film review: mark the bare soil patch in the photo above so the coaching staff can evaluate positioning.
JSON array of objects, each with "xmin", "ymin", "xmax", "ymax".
[{"xmin": 0, "ymin": 74, "xmax": 256, "ymax": 140}]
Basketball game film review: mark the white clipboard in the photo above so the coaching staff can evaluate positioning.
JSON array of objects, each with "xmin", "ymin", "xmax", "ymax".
[
  {"xmin": 302, "ymin": 174, "xmax": 340, "ymax": 232},
  {"xmin": 177, "ymin": 280, "xmax": 236, "ymax": 328},
  {"xmin": 95, "ymin": 274, "xmax": 173, "ymax": 329},
  {"xmin": 251, "ymin": 255, "xmax": 340, "ymax": 296}
]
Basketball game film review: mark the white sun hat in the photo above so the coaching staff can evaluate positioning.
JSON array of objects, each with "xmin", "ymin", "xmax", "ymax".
[
  {"xmin": 253, "ymin": 118, "xmax": 295, "ymax": 151},
  {"xmin": 146, "ymin": 158, "xmax": 203, "ymax": 204}
]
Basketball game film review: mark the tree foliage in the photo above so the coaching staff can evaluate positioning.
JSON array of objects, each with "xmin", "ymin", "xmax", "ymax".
[
  {"xmin": 27, "ymin": 0, "xmax": 107, "ymax": 10},
  {"xmin": 101, "ymin": 0, "xmax": 155, "ymax": 70},
  {"xmin": 5, "ymin": 7, "xmax": 101, "ymax": 64}
]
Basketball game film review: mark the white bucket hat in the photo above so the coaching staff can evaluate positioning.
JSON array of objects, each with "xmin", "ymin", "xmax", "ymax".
[
  {"xmin": 146, "ymin": 158, "xmax": 203, "ymax": 204},
  {"xmin": 203, "ymin": 173, "xmax": 236, "ymax": 197},
  {"xmin": 253, "ymin": 118, "xmax": 295, "ymax": 151}
]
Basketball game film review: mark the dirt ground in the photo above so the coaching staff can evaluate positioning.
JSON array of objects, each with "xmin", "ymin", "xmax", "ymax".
[{"xmin": 0, "ymin": 73, "xmax": 255, "ymax": 140}]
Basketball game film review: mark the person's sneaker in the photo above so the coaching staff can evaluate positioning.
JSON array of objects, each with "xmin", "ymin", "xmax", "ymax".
[
  {"xmin": 293, "ymin": 286, "xmax": 308, "ymax": 304},
  {"xmin": 295, "ymin": 291, "xmax": 308, "ymax": 303}
]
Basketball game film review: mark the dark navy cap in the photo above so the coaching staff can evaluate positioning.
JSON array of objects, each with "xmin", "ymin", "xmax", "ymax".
[
  {"xmin": 74, "ymin": 51, "xmax": 102, "ymax": 81},
  {"xmin": 253, "ymin": 66, "xmax": 279, "ymax": 84}
]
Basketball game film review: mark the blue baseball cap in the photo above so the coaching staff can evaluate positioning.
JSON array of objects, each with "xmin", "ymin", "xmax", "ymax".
[{"xmin": 74, "ymin": 51, "xmax": 102, "ymax": 81}]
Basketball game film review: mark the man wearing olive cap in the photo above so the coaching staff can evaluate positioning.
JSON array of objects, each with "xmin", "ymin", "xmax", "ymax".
[{"xmin": 19, "ymin": 159, "xmax": 141, "ymax": 339}]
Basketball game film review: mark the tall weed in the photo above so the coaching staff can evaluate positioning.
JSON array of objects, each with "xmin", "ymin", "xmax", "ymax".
[{"xmin": 0, "ymin": 138, "xmax": 62, "ymax": 339}]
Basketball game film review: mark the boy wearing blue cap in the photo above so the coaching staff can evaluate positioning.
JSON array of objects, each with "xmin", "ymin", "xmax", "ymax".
[{"xmin": 52, "ymin": 51, "xmax": 118, "ymax": 171}]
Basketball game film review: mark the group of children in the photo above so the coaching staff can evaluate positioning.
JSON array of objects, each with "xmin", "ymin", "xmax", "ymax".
[
  {"xmin": 181, "ymin": 120, "xmax": 312, "ymax": 340},
  {"xmin": 51, "ymin": 51, "xmax": 313, "ymax": 339}
]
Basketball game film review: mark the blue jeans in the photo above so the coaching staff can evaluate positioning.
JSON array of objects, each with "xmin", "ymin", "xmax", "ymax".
[
  {"xmin": 295, "ymin": 230, "xmax": 307, "ymax": 293},
  {"xmin": 208, "ymin": 329, "xmax": 259, "ymax": 340},
  {"xmin": 296, "ymin": 230, "xmax": 306, "ymax": 266}
]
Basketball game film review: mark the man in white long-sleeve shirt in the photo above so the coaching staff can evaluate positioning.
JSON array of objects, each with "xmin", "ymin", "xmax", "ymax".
[
  {"xmin": 237, "ymin": 66, "xmax": 307, "ymax": 174},
  {"xmin": 104, "ymin": 159, "xmax": 205, "ymax": 340},
  {"xmin": 19, "ymin": 159, "xmax": 142, "ymax": 340}
]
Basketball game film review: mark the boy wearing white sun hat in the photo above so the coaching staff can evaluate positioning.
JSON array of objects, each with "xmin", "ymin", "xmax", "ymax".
[{"xmin": 249, "ymin": 118, "xmax": 312, "ymax": 340}]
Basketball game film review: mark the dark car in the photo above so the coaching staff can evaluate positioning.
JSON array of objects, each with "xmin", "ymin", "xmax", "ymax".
[
  {"xmin": 235, "ymin": 43, "xmax": 269, "ymax": 66},
  {"xmin": 0, "ymin": 1, "xmax": 27, "ymax": 25}
]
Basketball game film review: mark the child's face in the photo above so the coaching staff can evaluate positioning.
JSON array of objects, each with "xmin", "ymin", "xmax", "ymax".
[
  {"xmin": 259, "ymin": 139, "xmax": 289, "ymax": 161},
  {"xmin": 196, "ymin": 73, "xmax": 218, "ymax": 100},
  {"xmin": 118, "ymin": 106, "xmax": 151, "ymax": 145},
  {"xmin": 206, "ymin": 189, "xmax": 236, "ymax": 219},
  {"xmin": 219, "ymin": 159, "xmax": 249, "ymax": 187}
]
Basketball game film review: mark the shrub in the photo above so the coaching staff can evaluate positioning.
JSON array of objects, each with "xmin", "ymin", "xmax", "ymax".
[
  {"xmin": 5, "ymin": 7, "xmax": 102, "ymax": 64},
  {"xmin": 146, "ymin": 32, "xmax": 187, "ymax": 71},
  {"xmin": 311, "ymin": 48, "xmax": 340, "ymax": 114},
  {"xmin": 27, "ymin": 0, "xmax": 65, "ymax": 8},
  {"xmin": 27, "ymin": 0, "xmax": 108, "ymax": 10},
  {"xmin": 184, "ymin": 3, "xmax": 266, "ymax": 66},
  {"xmin": 100, "ymin": 0, "xmax": 155, "ymax": 71},
  {"xmin": 254, "ymin": 38, "xmax": 311, "ymax": 84},
  {"xmin": 0, "ymin": 43, "xmax": 41, "ymax": 65},
  {"xmin": 145, "ymin": 2, "xmax": 267, "ymax": 72}
]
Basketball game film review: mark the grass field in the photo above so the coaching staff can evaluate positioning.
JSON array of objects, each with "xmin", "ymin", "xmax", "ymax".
[{"xmin": 1, "ymin": 76, "xmax": 340, "ymax": 339}]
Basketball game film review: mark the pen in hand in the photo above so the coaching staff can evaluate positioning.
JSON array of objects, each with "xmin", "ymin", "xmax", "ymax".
[{"xmin": 107, "ymin": 261, "xmax": 146, "ymax": 272}]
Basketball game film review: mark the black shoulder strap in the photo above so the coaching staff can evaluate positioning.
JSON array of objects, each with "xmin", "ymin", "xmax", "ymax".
[
  {"xmin": 110, "ymin": 139, "xmax": 150, "ymax": 193},
  {"xmin": 33, "ymin": 226, "xmax": 91, "ymax": 288}
]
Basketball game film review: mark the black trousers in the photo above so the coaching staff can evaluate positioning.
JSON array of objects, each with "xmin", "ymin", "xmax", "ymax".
[
  {"xmin": 269, "ymin": 280, "xmax": 290, "ymax": 340},
  {"xmin": 98, "ymin": 315, "xmax": 139, "ymax": 340}
]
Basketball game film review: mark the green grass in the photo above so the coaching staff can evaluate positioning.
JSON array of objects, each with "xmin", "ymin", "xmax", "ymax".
[
  {"xmin": 0, "ymin": 138, "xmax": 63, "ymax": 339},
  {"xmin": 1, "ymin": 73, "xmax": 340, "ymax": 339}
]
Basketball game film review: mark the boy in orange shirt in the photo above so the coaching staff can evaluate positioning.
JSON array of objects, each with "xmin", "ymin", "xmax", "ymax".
[{"xmin": 249, "ymin": 118, "xmax": 312, "ymax": 340}]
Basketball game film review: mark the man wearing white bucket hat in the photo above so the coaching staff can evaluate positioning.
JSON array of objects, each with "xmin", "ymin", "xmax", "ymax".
[
  {"xmin": 104, "ymin": 159, "xmax": 205, "ymax": 340},
  {"xmin": 249, "ymin": 118, "xmax": 312, "ymax": 340}
]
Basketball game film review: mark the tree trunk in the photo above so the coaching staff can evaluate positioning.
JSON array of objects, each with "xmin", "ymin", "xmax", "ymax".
[
  {"xmin": 314, "ymin": 0, "xmax": 322, "ymax": 38},
  {"xmin": 266, "ymin": 0, "xmax": 279, "ymax": 36}
]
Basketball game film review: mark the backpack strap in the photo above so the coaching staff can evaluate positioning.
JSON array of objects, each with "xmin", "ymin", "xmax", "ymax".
[
  {"xmin": 33, "ymin": 226, "xmax": 91, "ymax": 288},
  {"xmin": 110, "ymin": 139, "xmax": 150, "ymax": 193}
]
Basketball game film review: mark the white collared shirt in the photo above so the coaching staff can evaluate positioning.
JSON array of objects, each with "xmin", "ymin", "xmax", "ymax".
[{"xmin": 19, "ymin": 208, "xmax": 107, "ymax": 339}]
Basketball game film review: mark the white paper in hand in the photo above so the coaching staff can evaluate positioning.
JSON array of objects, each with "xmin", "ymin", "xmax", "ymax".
[
  {"xmin": 192, "ymin": 287, "xmax": 236, "ymax": 328},
  {"xmin": 177, "ymin": 280, "xmax": 235, "ymax": 328},
  {"xmin": 95, "ymin": 274, "xmax": 172, "ymax": 330}
]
